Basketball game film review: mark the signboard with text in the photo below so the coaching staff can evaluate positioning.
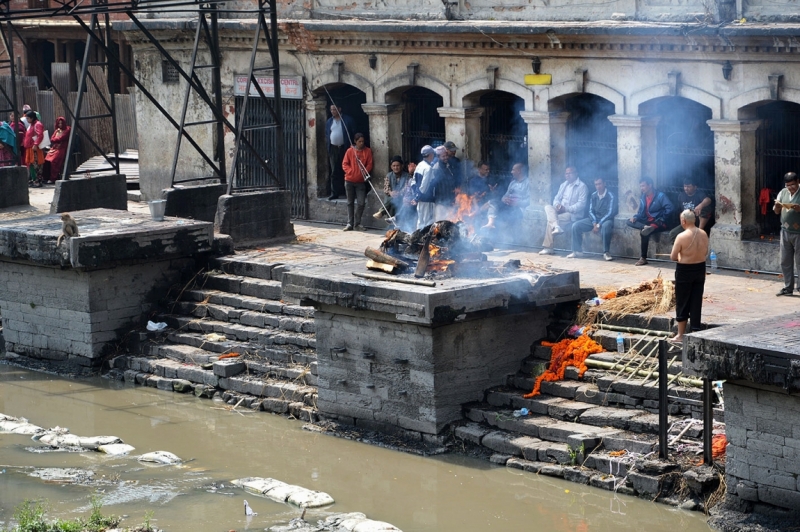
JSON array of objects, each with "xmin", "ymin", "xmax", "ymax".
[{"xmin": 233, "ymin": 75, "xmax": 303, "ymax": 99}]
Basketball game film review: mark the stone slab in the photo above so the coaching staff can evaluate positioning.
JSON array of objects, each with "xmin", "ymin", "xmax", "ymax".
[
  {"xmin": 0, "ymin": 208, "xmax": 213, "ymax": 268},
  {"xmin": 50, "ymin": 174, "xmax": 127, "ymax": 214},
  {"xmin": 0, "ymin": 166, "xmax": 29, "ymax": 208},
  {"xmin": 163, "ymin": 184, "xmax": 225, "ymax": 222},
  {"xmin": 215, "ymin": 191, "xmax": 295, "ymax": 244}
]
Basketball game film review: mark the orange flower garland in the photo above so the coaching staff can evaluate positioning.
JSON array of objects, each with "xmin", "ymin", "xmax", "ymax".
[{"xmin": 523, "ymin": 333, "xmax": 604, "ymax": 398}]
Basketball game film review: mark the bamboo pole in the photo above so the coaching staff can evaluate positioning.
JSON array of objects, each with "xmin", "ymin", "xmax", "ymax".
[
  {"xmin": 584, "ymin": 358, "xmax": 703, "ymax": 388},
  {"xmin": 596, "ymin": 323, "xmax": 672, "ymax": 337},
  {"xmin": 352, "ymin": 272, "xmax": 436, "ymax": 287}
]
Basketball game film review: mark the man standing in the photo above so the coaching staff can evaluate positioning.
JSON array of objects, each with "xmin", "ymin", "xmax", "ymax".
[
  {"xmin": 669, "ymin": 178, "xmax": 713, "ymax": 242},
  {"xmin": 568, "ymin": 177, "xmax": 616, "ymax": 261},
  {"xmin": 341, "ymin": 133, "xmax": 373, "ymax": 231},
  {"xmin": 539, "ymin": 166, "xmax": 588, "ymax": 255},
  {"xmin": 670, "ymin": 210, "xmax": 710, "ymax": 342},
  {"xmin": 325, "ymin": 105, "xmax": 355, "ymax": 200},
  {"xmin": 627, "ymin": 177, "xmax": 675, "ymax": 266},
  {"xmin": 432, "ymin": 145, "xmax": 459, "ymax": 221},
  {"xmin": 414, "ymin": 145, "xmax": 436, "ymax": 229},
  {"xmin": 483, "ymin": 163, "xmax": 530, "ymax": 229},
  {"xmin": 774, "ymin": 172, "xmax": 800, "ymax": 296}
]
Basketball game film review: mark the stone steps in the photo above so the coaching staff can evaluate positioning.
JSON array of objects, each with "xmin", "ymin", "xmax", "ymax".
[
  {"xmin": 200, "ymin": 272, "xmax": 284, "ymax": 301},
  {"xmin": 179, "ymin": 288, "xmax": 314, "ymax": 319},
  {"xmin": 167, "ymin": 301, "xmax": 315, "ymax": 334}
]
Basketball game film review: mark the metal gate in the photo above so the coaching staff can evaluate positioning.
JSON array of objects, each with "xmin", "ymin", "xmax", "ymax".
[
  {"xmin": 480, "ymin": 91, "xmax": 527, "ymax": 184},
  {"xmin": 565, "ymin": 94, "xmax": 618, "ymax": 193},
  {"xmin": 402, "ymin": 87, "xmax": 444, "ymax": 164},
  {"xmin": 235, "ymin": 95, "xmax": 307, "ymax": 218},
  {"xmin": 756, "ymin": 102, "xmax": 800, "ymax": 236}
]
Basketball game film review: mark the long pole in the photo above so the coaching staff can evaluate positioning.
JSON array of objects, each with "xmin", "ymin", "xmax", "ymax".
[{"xmin": 658, "ymin": 339, "xmax": 668, "ymax": 459}]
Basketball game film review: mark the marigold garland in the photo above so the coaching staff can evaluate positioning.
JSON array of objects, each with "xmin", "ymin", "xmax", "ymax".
[{"xmin": 523, "ymin": 333, "xmax": 604, "ymax": 398}]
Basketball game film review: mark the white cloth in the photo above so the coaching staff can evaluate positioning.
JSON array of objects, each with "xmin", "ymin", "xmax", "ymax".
[{"xmin": 329, "ymin": 119, "xmax": 344, "ymax": 146}]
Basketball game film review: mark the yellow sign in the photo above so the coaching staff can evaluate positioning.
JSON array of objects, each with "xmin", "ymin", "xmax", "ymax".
[{"xmin": 524, "ymin": 74, "xmax": 552, "ymax": 86}]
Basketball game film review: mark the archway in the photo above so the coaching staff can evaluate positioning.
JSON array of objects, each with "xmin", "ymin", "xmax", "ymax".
[
  {"xmin": 389, "ymin": 86, "xmax": 444, "ymax": 165},
  {"xmin": 639, "ymin": 97, "xmax": 714, "ymax": 215},
  {"xmin": 479, "ymin": 90, "xmax": 526, "ymax": 183},
  {"xmin": 753, "ymin": 101, "xmax": 800, "ymax": 235},
  {"xmin": 323, "ymin": 84, "xmax": 369, "ymax": 145},
  {"xmin": 552, "ymin": 93, "xmax": 618, "ymax": 194}
]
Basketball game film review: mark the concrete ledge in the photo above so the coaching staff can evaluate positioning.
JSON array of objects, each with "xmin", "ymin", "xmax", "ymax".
[
  {"xmin": 215, "ymin": 190, "xmax": 295, "ymax": 244},
  {"xmin": 0, "ymin": 166, "xmax": 29, "ymax": 208},
  {"xmin": 163, "ymin": 184, "xmax": 225, "ymax": 222},
  {"xmin": 50, "ymin": 174, "xmax": 128, "ymax": 214}
]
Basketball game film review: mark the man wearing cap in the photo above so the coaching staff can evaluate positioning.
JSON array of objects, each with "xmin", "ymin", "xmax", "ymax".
[
  {"xmin": 414, "ymin": 145, "xmax": 436, "ymax": 228},
  {"xmin": 444, "ymin": 141, "xmax": 462, "ymax": 190},
  {"xmin": 432, "ymin": 145, "xmax": 459, "ymax": 220},
  {"xmin": 325, "ymin": 105, "xmax": 355, "ymax": 200}
]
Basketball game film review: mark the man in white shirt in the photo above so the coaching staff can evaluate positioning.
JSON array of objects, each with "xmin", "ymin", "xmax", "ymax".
[
  {"xmin": 325, "ymin": 105, "xmax": 355, "ymax": 200},
  {"xmin": 539, "ymin": 166, "xmax": 588, "ymax": 255},
  {"xmin": 414, "ymin": 145, "xmax": 436, "ymax": 229}
]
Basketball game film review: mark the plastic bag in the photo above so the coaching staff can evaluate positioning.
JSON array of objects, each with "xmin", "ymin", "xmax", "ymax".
[{"xmin": 146, "ymin": 321, "xmax": 168, "ymax": 331}]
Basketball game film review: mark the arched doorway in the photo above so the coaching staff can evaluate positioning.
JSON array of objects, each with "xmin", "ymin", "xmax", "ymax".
[
  {"xmin": 640, "ymin": 97, "xmax": 714, "ymax": 214},
  {"xmin": 755, "ymin": 101, "xmax": 800, "ymax": 235},
  {"xmin": 479, "ymin": 91, "xmax": 526, "ymax": 183},
  {"xmin": 397, "ymin": 86, "xmax": 445, "ymax": 165},
  {"xmin": 553, "ymin": 94, "xmax": 618, "ymax": 194},
  {"xmin": 324, "ymin": 84, "xmax": 369, "ymax": 145}
]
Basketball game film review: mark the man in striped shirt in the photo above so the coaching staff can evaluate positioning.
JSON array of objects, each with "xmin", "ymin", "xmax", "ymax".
[{"xmin": 567, "ymin": 177, "xmax": 616, "ymax": 261}]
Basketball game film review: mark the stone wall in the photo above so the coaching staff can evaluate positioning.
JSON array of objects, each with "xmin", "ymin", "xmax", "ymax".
[
  {"xmin": 315, "ymin": 307, "xmax": 549, "ymax": 437},
  {"xmin": 50, "ymin": 174, "xmax": 128, "ymax": 214},
  {"xmin": 724, "ymin": 382, "xmax": 800, "ymax": 512},
  {"xmin": 0, "ymin": 166, "xmax": 29, "ymax": 209},
  {"xmin": 0, "ymin": 259, "xmax": 188, "ymax": 366}
]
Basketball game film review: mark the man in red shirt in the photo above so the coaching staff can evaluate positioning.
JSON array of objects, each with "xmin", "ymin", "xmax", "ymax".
[{"xmin": 341, "ymin": 132, "xmax": 373, "ymax": 231}]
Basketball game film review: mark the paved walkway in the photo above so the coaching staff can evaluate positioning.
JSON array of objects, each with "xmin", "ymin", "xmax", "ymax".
[{"xmin": 2, "ymin": 187, "xmax": 795, "ymax": 327}]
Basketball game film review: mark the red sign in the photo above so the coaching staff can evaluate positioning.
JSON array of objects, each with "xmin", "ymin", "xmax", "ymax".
[{"xmin": 233, "ymin": 75, "xmax": 303, "ymax": 99}]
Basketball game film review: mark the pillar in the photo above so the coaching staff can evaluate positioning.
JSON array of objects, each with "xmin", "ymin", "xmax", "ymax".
[
  {"xmin": 707, "ymin": 120, "xmax": 760, "ymax": 237},
  {"xmin": 362, "ymin": 103, "xmax": 404, "ymax": 186},
  {"xmin": 437, "ymin": 106, "xmax": 483, "ymax": 181},
  {"xmin": 305, "ymin": 97, "xmax": 328, "ymax": 198},
  {"xmin": 608, "ymin": 115, "xmax": 660, "ymax": 215},
  {"xmin": 53, "ymin": 39, "xmax": 64, "ymax": 62},
  {"xmin": 520, "ymin": 111, "xmax": 568, "ymax": 205}
]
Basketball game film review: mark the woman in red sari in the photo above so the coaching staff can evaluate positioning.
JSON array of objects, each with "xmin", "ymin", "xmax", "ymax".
[
  {"xmin": 43, "ymin": 116, "xmax": 71, "ymax": 183},
  {"xmin": 23, "ymin": 110, "xmax": 44, "ymax": 186}
]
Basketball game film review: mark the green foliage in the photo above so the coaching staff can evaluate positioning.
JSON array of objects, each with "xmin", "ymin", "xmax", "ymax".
[
  {"xmin": 12, "ymin": 500, "xmax": 49, "ymax": 532},
  {"xmin": 5, "ymin": 498, "xmax": 121, "ymax": 532}
]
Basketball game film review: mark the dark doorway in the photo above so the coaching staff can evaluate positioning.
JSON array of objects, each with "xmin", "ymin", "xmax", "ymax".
[
  {"xmin": 325, "ymin": 85, "xmax": 368, "ymax": 146},
  {"xmin": 756, "ymin": 101, "xmax": 800, "ymax": 236},
  {"xmin": 564, "ymin": 94, "xmax": 618, "ymax": 194},
  {"xmin": 235, "ymin": 95, "xmax": 307, "ymax": 218},
  {"xmin": 641, "ymin": 97, "xmax": 714, "ymax": 216},
  {"xmin": 29, "ymin": 40, "xmax": 55, "ymax": 89},
  {"xmin": 479, "ymin": 91, "xmax": 526, "ymax": 185},
  {"xmin": 401, "ymin": 87, "xmax": 444, "ymax": 165}
]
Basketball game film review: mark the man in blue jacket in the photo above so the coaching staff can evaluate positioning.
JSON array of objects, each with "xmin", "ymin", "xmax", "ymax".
[
  {"xmin": 325, "ymin": 105, "xmax": 356, "ymax": 200},
  {"xmin": 568, "ymin": 177, "xmax": 616, "ymax": 261},
  {"xmin": 626, "ymin": 177, "xmax": 675, "ymax": 265}
]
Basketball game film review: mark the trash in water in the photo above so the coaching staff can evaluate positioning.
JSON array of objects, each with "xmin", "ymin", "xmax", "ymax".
[
  {"xmin": 244, "ymin": 499, "xmax": 257, "ymax": 516},
  {"xmin": 146, "ymin": 321, "xmax": 168, "ymax": 331}
]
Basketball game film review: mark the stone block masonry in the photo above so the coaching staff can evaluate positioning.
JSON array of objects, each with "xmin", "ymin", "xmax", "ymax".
[
  {"xmin": 0, "ymin": 259, "xmax": 187, "ymax": 365},
  {"xmin": 0, "ymin": 166, "xmax": 29, "ymax": 209}
]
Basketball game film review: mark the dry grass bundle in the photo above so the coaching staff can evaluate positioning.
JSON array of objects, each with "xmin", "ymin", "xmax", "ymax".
[{"xmin": 578, "ymin": 273, "xmax": 675, "ymax": 326}]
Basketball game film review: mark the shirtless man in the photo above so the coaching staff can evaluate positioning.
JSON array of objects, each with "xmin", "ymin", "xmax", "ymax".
[{"xmin": 670, "ymin": 209, "xmax": 710, "ymax": 343}]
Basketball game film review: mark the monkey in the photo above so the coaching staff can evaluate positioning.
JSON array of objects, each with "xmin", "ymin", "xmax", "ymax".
[{"xmin": 56, "ymin": 213, "xmax": 79, "ymax": 247}]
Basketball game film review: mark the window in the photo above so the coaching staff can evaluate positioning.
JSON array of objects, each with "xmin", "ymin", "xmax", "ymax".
[{"xmin": 161, "ymin": 60, "xmax": 179, "ymax": 84}]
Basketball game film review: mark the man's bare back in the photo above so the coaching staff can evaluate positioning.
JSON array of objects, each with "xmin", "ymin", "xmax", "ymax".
[{"xmin": 671, "ymin": 226, "xmax": 709, "ymax": 264}]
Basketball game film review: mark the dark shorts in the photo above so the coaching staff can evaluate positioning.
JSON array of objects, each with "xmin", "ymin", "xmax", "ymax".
[{"xmin": 675, "ymin": 262, "xmax": 706, "ymax": 326}]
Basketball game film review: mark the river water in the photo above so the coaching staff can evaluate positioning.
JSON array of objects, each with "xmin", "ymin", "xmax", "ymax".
[{"xmin": 0, "ymin": 365, "xmax": 712, "ymax": 531}]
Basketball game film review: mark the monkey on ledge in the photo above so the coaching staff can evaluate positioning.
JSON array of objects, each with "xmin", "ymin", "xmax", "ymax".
[{"xmin": 56, "ymin": 213, "xmax": 79, "ymax": 247}]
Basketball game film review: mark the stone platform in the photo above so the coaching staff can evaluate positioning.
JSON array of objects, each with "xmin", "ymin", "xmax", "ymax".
[
  {"xmin": 0, "ymin": 209, "xmax": 214, "ymax": 366},
  {"xmin": 283, "ymin": 260, "xmax": 580, "ymax": 437},
  {"xmin": 685, "ymin": 314, "xmax": 800, "ymax": 514}
]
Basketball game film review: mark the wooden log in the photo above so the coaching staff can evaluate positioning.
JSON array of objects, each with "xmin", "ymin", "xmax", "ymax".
[
  {"xmin": 414, "ymin": 233, "xmax": 432, "ymax": 278},
  {"xmin": 366, "ymin": 260, "xmax": 397, "ymax": 274},
  {"xmin": 364, "ymin": 247, "xmax": 409, "ymax": 268}
]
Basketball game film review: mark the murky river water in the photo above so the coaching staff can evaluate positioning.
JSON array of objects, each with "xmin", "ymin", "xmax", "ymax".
[{"xmin": 0, "ymin": 365, "xmax": 712, "ymax": 531}]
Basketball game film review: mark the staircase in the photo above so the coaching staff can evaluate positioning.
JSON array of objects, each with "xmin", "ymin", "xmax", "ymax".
[
  {"xmin": 118, "ymin": 256, "xmax": 319, "ymax": 421},
  {"xmin": 455, "ymin": 312, "xmax": 723, "ymax": 508}
]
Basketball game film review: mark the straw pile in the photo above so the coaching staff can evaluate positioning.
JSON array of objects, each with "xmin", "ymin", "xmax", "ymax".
[{"xmin": 578, "ymin": 273, "xmax": 675, "ymax": 326}]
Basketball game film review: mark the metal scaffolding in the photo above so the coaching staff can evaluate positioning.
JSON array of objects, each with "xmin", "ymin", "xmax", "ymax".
[{"xmin": 0, "ymin": 0, "xmax": 284, "ymax": 190}]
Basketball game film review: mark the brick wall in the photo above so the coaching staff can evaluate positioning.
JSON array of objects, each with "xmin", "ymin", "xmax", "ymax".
[
  {"xmin": 0, "ymin": 258, "xmax": 189, "ymax": 365},
  {"xmin": 724, "ymin": 382, "xmax": 800, "ymax": 511}
]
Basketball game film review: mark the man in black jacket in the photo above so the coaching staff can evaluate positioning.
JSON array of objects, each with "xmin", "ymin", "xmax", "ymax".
[{"xmin": 568, "ymin": 177, "xmax": 617, "ymax": 261}]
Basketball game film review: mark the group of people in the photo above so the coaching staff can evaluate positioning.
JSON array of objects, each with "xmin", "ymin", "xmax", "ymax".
[
  {"xmin": 0, "ymin": 104, "xmax": 72, "ymax": 187},
  {"xmin": 324, "ymin": 104, "xmax": 530, "ymax": 233}
]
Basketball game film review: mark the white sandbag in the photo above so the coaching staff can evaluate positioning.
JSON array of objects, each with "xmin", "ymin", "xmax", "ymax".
[
  {"xmin": 38, "ymin": 433, "xmax": 82, "ymax": 448},
  {"xmin": 97, "ymin": 443, "xmax": 135, "ymax": 456},
  {"xmin": 78, "ymin": 436, "xmax": 123, "ymax": 450},
  {"xmin": 231, "ymin": 477, "xmax": 334, "ymax": 508},
  {"xmin": 138, "ymin": 451, "xmax": 182, "ymax": 465}
]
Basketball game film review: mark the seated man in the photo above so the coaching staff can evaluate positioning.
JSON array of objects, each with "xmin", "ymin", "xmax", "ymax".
[
  {"xmin": 483, "ymin": 162, "xmax": 529, "ymax": 229},
  {"xmin": 539, "ymin": 166, "xmax": 588, "ymax": 255},
  {"xmin": 568, "ymin": 177, "xmax": 616, "ymax": 261},
  {"xmin": 669, "ymin": 178, "xmax": 713, "ymax": 242},
  {"xmin": 626, "ymin": 177, "xmax": 675, "ymax": 266}
]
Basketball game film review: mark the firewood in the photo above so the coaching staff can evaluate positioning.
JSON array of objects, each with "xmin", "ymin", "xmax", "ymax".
[
  {"xmin": 364, "ymin": 247, "xmax": 409, "ymax": 268},
  {"xmin": 414, "ymin": 233, "xmax": 433, "ymax": 278},
  {"xmin": 366, "ymin": 260, "xmax": 398, "ymax": 274}
]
